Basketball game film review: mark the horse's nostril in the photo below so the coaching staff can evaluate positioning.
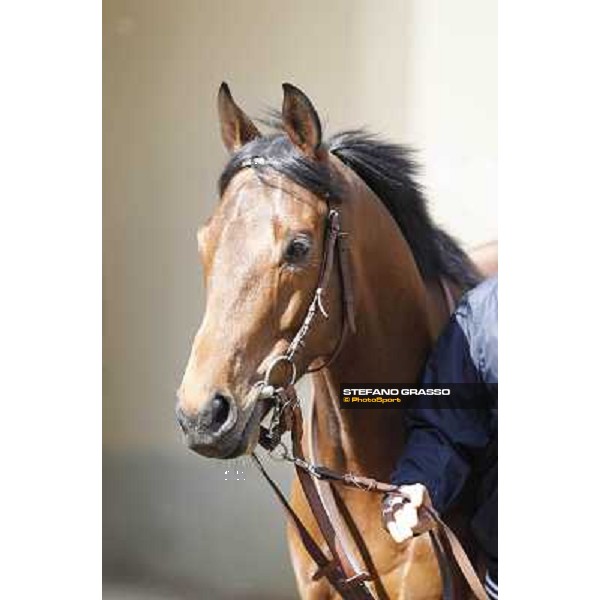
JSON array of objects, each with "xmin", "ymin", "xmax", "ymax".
[
  {"xmin": 175, "ymin": 394, "xmax": 234, "ymax": 440},
  {"xmin": 211, "ymin": 393, "xmax": 231, "ymax": 431}
]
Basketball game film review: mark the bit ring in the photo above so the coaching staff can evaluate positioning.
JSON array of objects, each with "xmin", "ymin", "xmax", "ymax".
[{"xmin": 264, "ymin": 355, "xmax": 297, "ymax": 389}]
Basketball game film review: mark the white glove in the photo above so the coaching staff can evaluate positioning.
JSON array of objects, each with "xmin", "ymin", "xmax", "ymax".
[{"xmin": 381, "ymin": 483, "xmax": 434, "ymax": 544}]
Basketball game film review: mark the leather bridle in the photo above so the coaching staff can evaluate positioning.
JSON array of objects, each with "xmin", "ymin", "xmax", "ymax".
[
  {"xmin": 255, "ymin": 206, "xmax": 355, "ymax": 404},
  {"xmin": 244, "ymin": 169, "xmax": 487, "ymax": 599}
]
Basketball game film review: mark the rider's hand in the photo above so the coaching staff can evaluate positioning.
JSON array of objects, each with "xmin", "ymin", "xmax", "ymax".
[{"xmin": 381, "ymin": 484, "xmax": 434, "ymax": 544}]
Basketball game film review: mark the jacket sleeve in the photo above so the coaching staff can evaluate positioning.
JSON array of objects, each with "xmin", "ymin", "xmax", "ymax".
[{"xmin": 390, "ymin": 310, "xmax": 493, "ymax": 512}]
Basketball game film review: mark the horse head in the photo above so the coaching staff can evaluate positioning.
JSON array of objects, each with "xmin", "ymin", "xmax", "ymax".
[{"xmin": 176, "ymin": 83, "xmax": 345, "ymax": 458}]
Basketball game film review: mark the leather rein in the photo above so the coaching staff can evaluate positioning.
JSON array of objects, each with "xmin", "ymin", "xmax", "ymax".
[{"xmin": 250, "ymin": 198, "xmax": 487, "ymax": 600}]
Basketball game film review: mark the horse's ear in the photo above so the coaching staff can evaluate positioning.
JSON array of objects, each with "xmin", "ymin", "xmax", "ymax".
[
  {"xmin": 281, "ymin": 83, "xmax": 322, "ymax": 158},
  {"xmin": 217, "ymin": 82, "xmax": 261, "ymax": 153}
]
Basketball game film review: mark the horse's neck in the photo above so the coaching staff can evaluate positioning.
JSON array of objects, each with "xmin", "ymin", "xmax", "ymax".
[
  {"xmin": 310, "ymin": 279, "xmax": 450, "ymax": 481},
  {"xmin": 309, "ymin": 166, "xmax": 452, "ymax": 479}
]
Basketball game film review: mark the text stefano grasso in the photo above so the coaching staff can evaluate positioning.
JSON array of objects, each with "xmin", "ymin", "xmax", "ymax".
[{"xmin": 342, "ymin": 387, "xmax": 451, "ymax": 396}]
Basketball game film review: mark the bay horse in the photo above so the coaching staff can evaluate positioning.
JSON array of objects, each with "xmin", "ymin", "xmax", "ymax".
[{"xmin": 177, "ymin": 83, "xmax": 493, "ymax": 599}]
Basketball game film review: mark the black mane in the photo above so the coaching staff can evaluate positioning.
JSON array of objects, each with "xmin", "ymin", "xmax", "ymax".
[{"xmin": 219, "ymin": 129, "xmax": 481, "ymax": 289}]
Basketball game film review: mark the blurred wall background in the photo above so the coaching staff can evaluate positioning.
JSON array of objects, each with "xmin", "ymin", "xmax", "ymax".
[{"xmin": 103, "ymin": 1, "xmax": 496, "ymax": 598}]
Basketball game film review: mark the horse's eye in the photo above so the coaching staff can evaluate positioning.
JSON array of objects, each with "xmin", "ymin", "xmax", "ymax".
[{"xmin": 284, "ymin": 237, "xmax": 311, "ymax": 263}]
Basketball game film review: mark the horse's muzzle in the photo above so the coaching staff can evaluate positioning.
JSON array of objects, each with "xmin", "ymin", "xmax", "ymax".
[{"xmin": 176, "ymin": 392, "xmax": 239, "ymax": 457}]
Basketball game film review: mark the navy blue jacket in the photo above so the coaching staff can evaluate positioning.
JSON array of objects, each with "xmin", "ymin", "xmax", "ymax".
[{"xmin": 390, "ymin": 276, "xmax": 498, "ymax": 571}]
